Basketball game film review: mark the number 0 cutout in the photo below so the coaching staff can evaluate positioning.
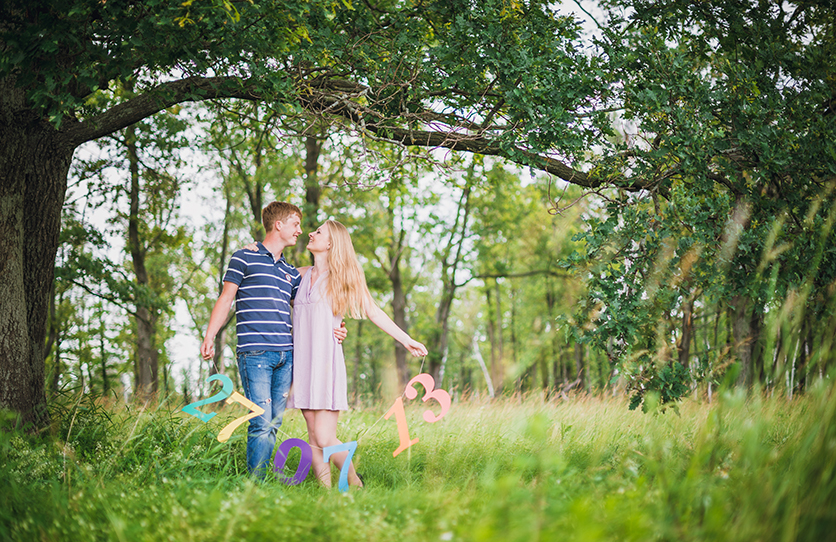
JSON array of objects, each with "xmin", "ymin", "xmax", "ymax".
[
  {"xmin": 273, "ymin": 438, "xmax": 313, "ymax": 485},
  {"xmin": 405, "ymin": 373, "xmax": 451, "ymax": 423},
  {"xmin": 182, "ymin": 374, "xmax": 233, "ymax": 422}
]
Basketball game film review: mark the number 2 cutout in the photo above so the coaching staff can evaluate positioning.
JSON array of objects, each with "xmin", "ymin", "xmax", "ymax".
[
  {"xmin": 182, "ymin": 374, "xmax": 233, "ymax": 422},
  {"xmin": 405, "ymin": 373, "xmax": 451, "ymax": 423},
  {"xmin": 216, "ymin": 392, "xmax": 265, "ymax": 443}
]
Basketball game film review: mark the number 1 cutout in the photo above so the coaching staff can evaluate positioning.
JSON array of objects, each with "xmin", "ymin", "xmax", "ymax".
[
  {"xmin": 216, "ymin": 391, "xmax": 265, "ymax": 443},
  {"xmin": 322, "ymin": 441, "xmax": 358, "ymax": 493},
  {"xmin": 384, "ymin": 397, "xmax": 419, "ymax": 457},
  {"xmin": 182, "ymin": 374, "xmax": 233, "ymax": 422},
  {"xmin": 273, "ymin": 438, "xmax": 313, "ymax": 485},
  {"xmin": 405, "ymin": 373, "xmax": 451, "ymax": 423}
]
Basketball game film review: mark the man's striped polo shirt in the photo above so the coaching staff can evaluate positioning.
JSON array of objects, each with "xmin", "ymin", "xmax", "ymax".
[{"xmin": 222, "ymin": 243, "xmax": 301, "ymax": 352}]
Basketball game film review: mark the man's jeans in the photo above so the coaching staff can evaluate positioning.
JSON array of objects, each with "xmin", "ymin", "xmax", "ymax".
[{"xmin": 236, "ymin": 349, "xmax": 293, "ymax": 478}]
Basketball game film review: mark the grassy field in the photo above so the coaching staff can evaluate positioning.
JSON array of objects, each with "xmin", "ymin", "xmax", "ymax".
[{"xmin": 2, "ymin": 383, "xmax": 834, "ymax": 542}]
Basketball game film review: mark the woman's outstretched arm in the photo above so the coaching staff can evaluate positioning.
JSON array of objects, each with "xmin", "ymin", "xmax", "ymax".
[{"xmin": 365, "ymin": 301, "xmax": 428, "ymax": 357}]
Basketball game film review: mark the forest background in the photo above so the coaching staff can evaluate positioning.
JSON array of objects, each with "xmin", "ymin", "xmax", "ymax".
[
  {"xmin": 6, "ymin": 0, "xmax": 831, "ymax": 414},
  {"xmin": 2, "ymin": 0, "xmax": 836, "ymax": 540}
]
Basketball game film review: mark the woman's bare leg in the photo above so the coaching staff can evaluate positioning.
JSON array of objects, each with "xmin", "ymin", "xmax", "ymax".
[
  {"xmin": 302, "ymin": 409, "xmax": 331, "ymax": 487},
  {"xmin": 307, "ymin": 409, "xmax": 363, "ymax": 487}
]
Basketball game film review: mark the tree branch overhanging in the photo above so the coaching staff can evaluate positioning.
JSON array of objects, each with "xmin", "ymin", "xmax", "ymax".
[{"xmin": 62, "ymin": 72, "xmax": 652, "ymax": 192}]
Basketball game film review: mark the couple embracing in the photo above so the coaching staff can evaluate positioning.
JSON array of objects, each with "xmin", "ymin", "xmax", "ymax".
[{"xmin": 200, "ymin": 201, "xmax": 427, "ymax": 488}]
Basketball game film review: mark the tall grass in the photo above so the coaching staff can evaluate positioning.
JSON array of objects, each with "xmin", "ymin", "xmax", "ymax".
[{"xmin": 2, "ymin": 383, "xmax": 834, "ymax": 541}]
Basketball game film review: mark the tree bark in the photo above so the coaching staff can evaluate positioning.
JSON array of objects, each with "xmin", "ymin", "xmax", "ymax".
[{"xmin": 0, "ymin": 85, "xmax": 71, "ymax": 427}]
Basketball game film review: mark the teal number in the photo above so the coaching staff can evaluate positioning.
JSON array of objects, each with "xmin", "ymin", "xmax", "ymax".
[{"xmin": 182, "ymin": 374, "xmax": 234, "ymax": 422}]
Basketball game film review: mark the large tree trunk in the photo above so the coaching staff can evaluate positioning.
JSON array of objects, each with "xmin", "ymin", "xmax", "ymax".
[{"xmin": 0, "ymin": 94, "xmax": 72, "ymax": 428}]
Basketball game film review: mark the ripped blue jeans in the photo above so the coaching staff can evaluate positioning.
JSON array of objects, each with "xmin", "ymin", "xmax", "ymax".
[{"xmin": 236, "ymin": 349, "xmax": 293, "ymax": 478}]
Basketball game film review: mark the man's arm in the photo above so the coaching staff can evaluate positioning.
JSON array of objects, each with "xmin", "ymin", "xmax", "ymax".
[{"xmin": 201, "ymin": 281, "xmax": 239, "ymax": 360}]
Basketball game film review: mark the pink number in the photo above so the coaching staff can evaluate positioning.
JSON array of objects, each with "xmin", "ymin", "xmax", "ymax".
[
  {"xmin": 384, "ymin": 397, "xmax": 419, "ymax": 457},
  {"xmin": 405, "ymin": 373, "xmax": 451, "ymax": 423}
]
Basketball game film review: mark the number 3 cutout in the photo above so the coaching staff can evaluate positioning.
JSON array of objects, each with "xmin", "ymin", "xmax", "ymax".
[{"xmin": 405, "ymin": 373, "xmax": 451, "ymax": 423}]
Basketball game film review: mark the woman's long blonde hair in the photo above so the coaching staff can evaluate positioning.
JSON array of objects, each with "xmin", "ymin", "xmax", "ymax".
[{"xmin": 325, "ymin": 220, "xmax": 371, "ymax": 318}]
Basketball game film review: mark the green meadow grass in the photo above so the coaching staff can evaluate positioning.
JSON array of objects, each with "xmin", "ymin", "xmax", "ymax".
[{"xmin": 2, "ymin": 384, "xmax": 834, "ymax": 542}]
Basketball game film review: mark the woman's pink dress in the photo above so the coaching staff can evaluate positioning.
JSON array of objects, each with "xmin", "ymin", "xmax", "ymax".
[{"xmin": 288, "ymin": 270, "xmax": 348, "ymax": 411}]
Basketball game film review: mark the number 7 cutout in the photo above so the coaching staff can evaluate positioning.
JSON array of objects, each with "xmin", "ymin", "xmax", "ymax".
[
  {"xmin": 322, "ymin": 441, "xmax": 358, "ymax": 493},
  {"xmin": 405, "ymin": 373, "xmax": 451, "ymax": 423},
  {"xmin": 216, "ymin": 391, "xmax": 265, "ymax": 443}
]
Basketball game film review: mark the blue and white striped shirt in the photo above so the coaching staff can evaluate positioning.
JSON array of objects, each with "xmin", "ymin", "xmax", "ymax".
[{"xmin": 223, "ymin": 243, "xmax": 301, "ymax": 352}]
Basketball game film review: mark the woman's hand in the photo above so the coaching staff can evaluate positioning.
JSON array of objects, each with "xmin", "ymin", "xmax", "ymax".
[
  {"xmin": 243, "ymin": 242, "xmax": 258, "ymax": 251},
  {"xmin": 334, "ymin": 321, "xmax": 347, "ymax": 344},
  {"xmin": 403, "ymin": 338, "xmax": 428, "ymax": 357}
]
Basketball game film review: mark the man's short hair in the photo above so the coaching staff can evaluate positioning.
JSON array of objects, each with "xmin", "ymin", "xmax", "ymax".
[{"xmin": 262, "ymin": 201, "xmax": 302, "ymax": 233}]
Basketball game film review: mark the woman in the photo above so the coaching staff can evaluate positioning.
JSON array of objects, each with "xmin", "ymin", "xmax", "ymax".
[{"xmin": 253, "ymin": 220, "xmax": 427, "ymax": 488}]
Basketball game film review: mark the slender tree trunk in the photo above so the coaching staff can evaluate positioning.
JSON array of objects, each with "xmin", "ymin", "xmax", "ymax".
[
  {"xmin": 232, "ymin": 144, "xmax": 265, "ymax": 243},
  {"xmin": 428, "ymin": 175, "xmax": 473, "ymax": 380},
  {"xmin": 126, "ymin": 123, "xmax": 159, "ymax": 400},
  {"xmin": 99, "ymin": 313, "xmax": 109, "ymax": 395},
  {"xmin": 429, "ymin": 285, "xmax": 455, "ymax": 381},
  {"xmin": 732, "ymin": 294, "xmax": 754, "ymax": 388},
  {"xmin": 352, "ymin": 319, "xmax": 364, "ymax": 405},
  {"xmin": 486, "ymin": 285, "xmax": 497, "ymax": 388},
  {"xmin": 483, "ymin": 280, "xmax": 505, "ymax": 392},
  {"xmin": 212, "ymin": 184, "xmax": 234, "ymax": 376},
  {"xmin": 491, "ymin": 280, "xmax": 504, "ymax": 392},
  {"xmin": 390, "ymin": 249, "xmax": 410, "ymax": 387},
  {"xmin": 472, "ymin": 334, "xmax": 495, "ymax": 398},
  {"xmin": 574, "ymin": 342, "xmax": 585, "ymax": 390},
  {"xmin": 678, "ymin": 297, "xmax": 694, "ymax": 368},
  {"xmin": 0, "ymin": 92, "xmax": 71, "ymax": 427},
  {"xmin": 298, "ymin": 135, "xmax": 322, "ymax": 263}
]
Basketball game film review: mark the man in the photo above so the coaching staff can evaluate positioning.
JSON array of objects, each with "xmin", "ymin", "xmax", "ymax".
[{"xmin": 200, "ymin": 201, "xmax": 345, "ymax": 478}]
